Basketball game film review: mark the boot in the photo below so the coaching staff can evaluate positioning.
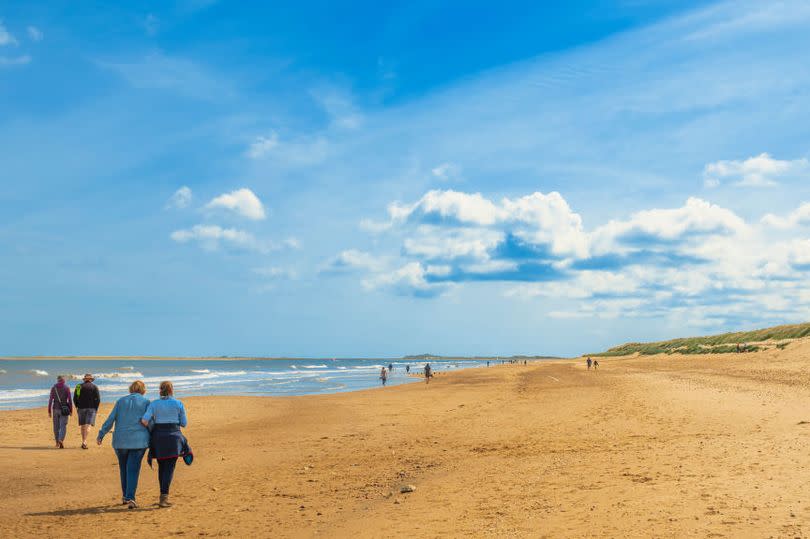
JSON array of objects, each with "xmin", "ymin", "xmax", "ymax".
[{"xmin": 159, "ymin": 494, "xmax": 172, "ymax": 508}]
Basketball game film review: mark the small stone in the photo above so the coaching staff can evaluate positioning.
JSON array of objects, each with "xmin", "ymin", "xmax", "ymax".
[{"xmin": 400, "ymin": 485, "xmax": 416, "ymax": 493}]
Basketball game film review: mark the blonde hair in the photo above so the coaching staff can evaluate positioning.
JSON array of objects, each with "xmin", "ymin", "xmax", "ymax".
[
  {"xmin": 159, "ymin": 381, "xmax": 174, "ymax": 397},
  {"xmin": 129, "ymin": 380, "xmax": 146, "ymax": 395}
]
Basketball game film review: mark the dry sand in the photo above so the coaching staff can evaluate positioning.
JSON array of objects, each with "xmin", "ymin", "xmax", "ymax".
[{"xmin": 3, "ymin": 343, "xmax": 810, "ymax": 538}]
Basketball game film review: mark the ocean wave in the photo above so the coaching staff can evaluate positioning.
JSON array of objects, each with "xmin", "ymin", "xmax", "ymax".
[
  {"xmin": 69, "ymin": 371, "xmax": 145, "ymax": 381},
  {"xmin": 0, "ymin": 389, "xmax": 51, "ymax": 401},
  {"xmin": 316, "ymin": 377, "xmax": 332, "ymax": 382},
  {"xmin": 0, "ymin": 369, "xmax": 6, "ymax": 375},
  {"xmin": 301, "ymin": 365, "xmax": 327, "ymax": 369},
  {"xmin": 191, "ymin": 369, "xmax": 211, "ymax": 373},
  {"xmin": 25, "ymin": 369, "xmax": 49, "ymax": 377}
]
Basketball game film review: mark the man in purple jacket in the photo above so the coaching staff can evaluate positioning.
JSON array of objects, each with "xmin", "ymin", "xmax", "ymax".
[{"xmin": 48, "ymin": 375, "xmax": 72, "ymax": 448}]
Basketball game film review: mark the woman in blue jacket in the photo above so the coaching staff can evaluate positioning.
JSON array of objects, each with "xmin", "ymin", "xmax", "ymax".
[{"xmin": 97, "ymin": 380, "xmax": 151, "ymax": 509}]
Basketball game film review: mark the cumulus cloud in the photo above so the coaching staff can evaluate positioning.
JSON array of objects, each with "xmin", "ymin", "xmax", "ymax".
[
  {"xmin": 762, "ymin": 202, "xmax": 810, "ymax": 229},
  {"xmin": 703, "ymin": 153, "xmax": 809, "ymax": 188},
  {"xmin": 166, "ymin": 186, "xmax": 192, "ymax": 209},
  {"xmin": 362, "ymin": 262, "xmax": 450, "ymax": 298},
  {"xmin": 590, "ymin": 197, "xmax": 746, "ymax": 254},
  {"xmin": 246, "ymin": 133, "xmax": 279, "ymax": 159},
  {"xmin": 328, "ymin": 189, "xmax": 781, "ymax": 310},
  {"xmin": 170, "ymin": 225, "xmax": 259, "ymax": 251},
  {"xmin": 205, "ymin": 188, "xmax": 266, "ymax": 220}
]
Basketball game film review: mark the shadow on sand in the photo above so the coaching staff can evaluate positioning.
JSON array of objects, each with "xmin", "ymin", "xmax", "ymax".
[
  {"xmin": 0, "ymin": 446, "xmax": 62, "ymax": 451},
  {"xmin": 26, "ymin": 505, "xmax": 158, "ymax": 517}
]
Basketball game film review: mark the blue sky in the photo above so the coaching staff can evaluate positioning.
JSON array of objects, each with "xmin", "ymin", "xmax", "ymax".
[{"xmin": 2, "ymin": 0, "xmax": 810, "ymax": 357}]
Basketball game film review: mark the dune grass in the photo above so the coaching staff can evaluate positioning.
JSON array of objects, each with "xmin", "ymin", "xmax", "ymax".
[{"xmin": 592, "ymin": 322, "xmax": 810, "ymax": 356}]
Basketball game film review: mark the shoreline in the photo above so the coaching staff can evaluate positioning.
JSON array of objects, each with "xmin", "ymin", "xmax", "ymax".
[
  {"xmin": 0, "ymin": 359, "xmax": 555, "ymax": 412},
  {"xmin": 0, "ymin": 355, "xmax": 564, "ymax": 361}
]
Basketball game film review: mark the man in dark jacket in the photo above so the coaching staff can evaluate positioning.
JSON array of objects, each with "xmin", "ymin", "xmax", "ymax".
[{"xmin": 73, "ymin": 373, "xmax": 101, "ymax": 450}]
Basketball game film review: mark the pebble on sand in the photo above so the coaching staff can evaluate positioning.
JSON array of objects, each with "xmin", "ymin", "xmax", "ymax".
[{"xmin": 400, "ymin": 485, "xmax": 416, "ymax": 493}]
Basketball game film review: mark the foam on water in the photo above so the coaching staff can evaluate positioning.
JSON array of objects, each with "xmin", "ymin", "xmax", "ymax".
[{"xmin": 0, "ymin": 358, "xmax": 495, "ymax": 409}]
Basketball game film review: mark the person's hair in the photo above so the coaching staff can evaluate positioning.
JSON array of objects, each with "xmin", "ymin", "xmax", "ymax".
[
  {"xmin": 159, "ymin": 381, "xmax": 174, "ymax": 397},
  {"xmin": 56, "ymin": 375, "xmax": 65, "ymax": 383},
  {"xmin": 129, "ymin": 380, "xmax": 146, "ymax": 395}
]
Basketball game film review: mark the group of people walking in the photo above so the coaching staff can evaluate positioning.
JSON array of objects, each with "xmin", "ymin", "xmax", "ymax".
[
  {"xmin": 47, "ymin": 374, "xmax": 192, "ymax": 509},
  {"xmin": 379, "ymin": 363, "xmax": 433, "ymax": 386}
]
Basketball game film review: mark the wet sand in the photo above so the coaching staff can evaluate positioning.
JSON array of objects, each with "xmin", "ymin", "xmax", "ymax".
[{"xmin": 2, "ymin": 344, "xmax": 810, "ymax": 537}]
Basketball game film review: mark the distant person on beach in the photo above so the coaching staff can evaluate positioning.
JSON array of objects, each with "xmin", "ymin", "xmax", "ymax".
[
  {"xmin": 380, "ymin": 367, "xmax": 388, "ymax": 386},
  {"xmin": 406, "ymin": 365, "xmax": 410, "ymax": 374},
  {"xmin": 424, "ymin": 363, "xmax": 432, "ymax": 385},
  {"xmin": 586, "ymin": 358, "xmax": 592, "ymax": 370},
  {"xmin": 388, "ymin": 363, "xmax": 393, "ymax": 372},
  {"xmin": 593, "ymin": 360, "xmax": 599, "ymax": 370},
  {"xmin": 97, "ymin": 380, "xmax": 151, "ymax": 509},
  {"xmin": 141, "ymin": 381, "xmax": 191, "ymax": 508},
  {"xmin": 73, "ymin": 373, "xmax": 101, "ymax": 450},
  {"xmin": 48, "ymin": 375, "xmax": 72, "ymax": 449}
]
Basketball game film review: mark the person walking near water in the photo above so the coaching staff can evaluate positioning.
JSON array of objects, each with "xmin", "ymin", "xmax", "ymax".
[
  {"xmin": 141, "ymin": 381, "xmax": 190, "ymax": 508},
  {"xmin": 593, "ymin": 360, "xmax": 599, "ymax": 370},
  {"xmin": 380, "ymin": 367, "xmax": 388, "ymax": 386},
  {"xmin": 74, "ymin": 373, "xmax": 101, "ymax": 450},
  {"xmin": 48, "ymin": 375, "xmax": 72, "ymax": 448},
  {"xmin": 97, "ymin": 380, "xmax": 151, "ymax": 509},
  {"xmin": 586, "ymin": 357, "xmax": 592, "ymax": 370},
  {"xmin": 424, "ymin": 363, "xmax": 432, "ymax": 385}
]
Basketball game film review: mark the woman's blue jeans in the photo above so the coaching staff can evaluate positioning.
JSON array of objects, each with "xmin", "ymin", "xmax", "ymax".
[{"xmin": 115, "ymin": 448, "xmax": 146, "ymax": 501}]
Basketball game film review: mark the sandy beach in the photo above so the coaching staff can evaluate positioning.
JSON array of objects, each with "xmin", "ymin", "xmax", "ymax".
[{"xmin": 2, "ymin": 345, "xmax": 810, "ymax": 538}]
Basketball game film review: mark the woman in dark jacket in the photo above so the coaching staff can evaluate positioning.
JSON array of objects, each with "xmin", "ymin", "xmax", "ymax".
[
  {"xmin": 48, "ymin": 375, "xmax": 72, "ymax": 448},
  {"xmin": 141, "ymin": 381, "xmax": 190, "ymax": 508}
]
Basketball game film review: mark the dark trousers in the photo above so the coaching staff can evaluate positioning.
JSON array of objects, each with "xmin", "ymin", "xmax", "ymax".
[
  {"xmin": 158, "ymin": 457, "xmax": 178, "ymax": 495},
  {"xmin": 115, "ymin": 448, "xmax": 146, "ymax": 501}
]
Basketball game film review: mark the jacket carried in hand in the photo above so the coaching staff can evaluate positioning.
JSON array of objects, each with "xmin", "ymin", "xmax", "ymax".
[{"xmin": 73, "ymin": 381, "xmax": 101, "ymax": 410}]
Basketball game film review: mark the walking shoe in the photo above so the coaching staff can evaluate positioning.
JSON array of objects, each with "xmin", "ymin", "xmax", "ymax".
[
  {"xmin": 81, "ymin": 443, "xmax": 88, "ymax": 450},
  {"xmin": 127, "ymin": 500, "xmax": 138, "ymax": 510},
  {"xmin": 158, "ymin": 494, "xmax": 172, "ymax": 508}
]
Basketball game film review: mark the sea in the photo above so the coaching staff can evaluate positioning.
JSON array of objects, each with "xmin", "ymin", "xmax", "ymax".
[{"xmin": 0, "ymin": 358, "xmax": 492, "ymax": 410}]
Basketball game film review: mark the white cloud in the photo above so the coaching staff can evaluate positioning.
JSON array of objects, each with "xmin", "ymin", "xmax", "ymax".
[
  {"xmin": 703, "ymin": 153, "xmax": 809, "ymax": 188},
  {"xmin": 26, "ymin": 26, "xmax": 43, "ymax": 42},
  {"xmin": 0, "ymin": 21, "xmax": 17, "ymax": 46},
  {"xmin": 246, "ymin": 133, "xmax": 279, "ymax": 159},
  {"xmin": 762, "ymin": 202, "xmax": 810, "ymax": 229},
  {"xmin": 389, "ymin": 190, "xmax": 501, "ymax": 225},
  {"xmin": 402, "ymin": 227, "xmax": 503, "ymax": 261},
  {"xmin": 166, "ymin": 186, "xmax": 192, "ymax": 209},
  {"xmin": 205, "ymin": 188, "xmax": 266, "ymax": 220},
  {"xmin": 361, "ymin": 262, "xmax": 449, "ymax": 298},
  {"xmin": 170, "ymin": 225, "xmax": 259, "ymax": 251},
  {"xmin": 590, "ymin": 197, "xmax": 746, "ymax": 254}
]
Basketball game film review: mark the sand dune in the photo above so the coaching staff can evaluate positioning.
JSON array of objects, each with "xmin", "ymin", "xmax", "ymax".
[{"xmin": 3, "ymin": 343, "xmax": 810, "ymax": 537}]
